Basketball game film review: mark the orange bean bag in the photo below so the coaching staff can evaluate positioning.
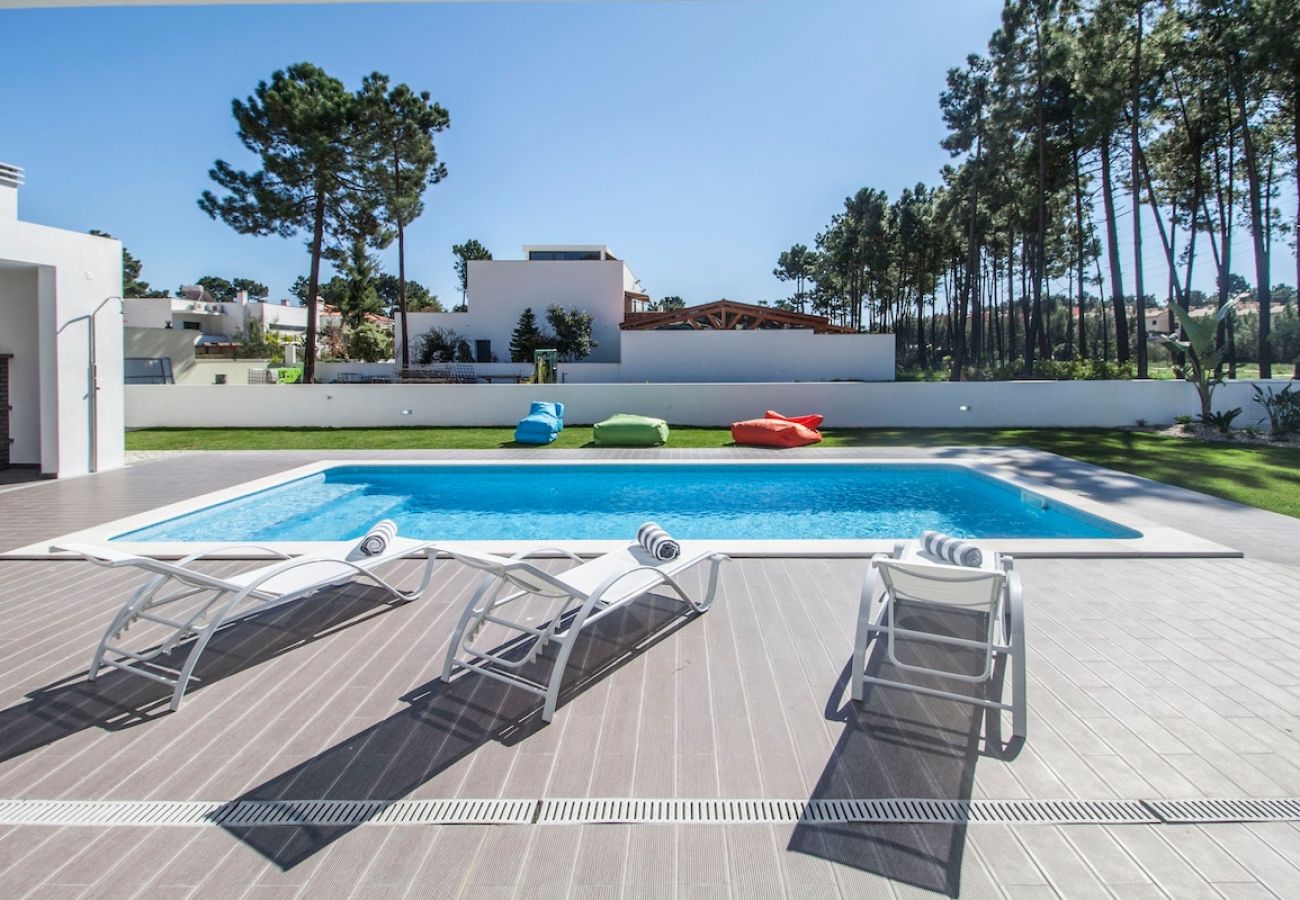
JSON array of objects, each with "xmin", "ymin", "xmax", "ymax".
[
  {"xmin": 731, "ymin": 417, "xmax": 823, "ymax": 448},
  {"xmin": 766, "ymin": 410, "xmax": 825, "ymax": 430}
]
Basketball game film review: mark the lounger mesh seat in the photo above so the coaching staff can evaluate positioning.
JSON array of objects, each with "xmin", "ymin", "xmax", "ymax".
[
  {"xmin": 59, "ymin": 536, "xmax": 440, "ymax": 711},
  {"xmin": 850, "ymin": 540, "xmax": 1027, "ymax": 740},
  {"xmin": 441, "ymin": 543, "xmax": 726, "ymax": 721}
]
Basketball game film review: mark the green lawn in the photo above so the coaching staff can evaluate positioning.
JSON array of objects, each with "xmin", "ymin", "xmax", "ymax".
[{"xmin": 125, "ymin": 426, "xmax": 1300, "ymax": 519}]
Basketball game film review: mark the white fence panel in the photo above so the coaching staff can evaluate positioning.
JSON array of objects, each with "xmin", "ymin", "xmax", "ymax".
[{"xmin": 124, "ymin": 379, "xmax": 1289, "ymax": 430}]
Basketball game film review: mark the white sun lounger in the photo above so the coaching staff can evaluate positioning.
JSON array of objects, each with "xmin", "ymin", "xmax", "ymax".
[
  {"xmin": 850, "ymin": 539, "xmax": 1027, "ymax": 739},
  {"xmin": 440, "ymin": 543, "xmax": 728, "ymax": 722},
  {"xmin": 57, "ymin": 537, "xmax": 440, "ymax": 711}
]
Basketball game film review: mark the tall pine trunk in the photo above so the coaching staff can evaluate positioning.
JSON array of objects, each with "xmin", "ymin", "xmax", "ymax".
[
  {"xmin": 1231, "ymin": 69, "xmax": 1271, "ymax": 377},
  {"xmin": 303, "ymin": 191, "xmax": 326, "ymax": 385},
  {"xmin": 1100, "ymin": 139, "xmax": 1130, "ymax": 363},
  {"xmin": 1131, "ymin": 3, "xmax": 1148, "ymax": 378},
  {"xmin": 397, "ymin": 219, "xmax": 410, "ymax": 369}
]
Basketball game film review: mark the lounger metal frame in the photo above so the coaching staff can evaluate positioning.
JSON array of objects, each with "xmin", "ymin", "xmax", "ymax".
[
  {"xmin": 65, "ymin": 543, "xmax": 439, "ymax": 711},
  {"xmin": 851, "ymin": 544, "xmax": 1027, "ymax": 739},
  {"xmin": 441, "ymin": 546, "xmax": 727, "ymax": 722}
]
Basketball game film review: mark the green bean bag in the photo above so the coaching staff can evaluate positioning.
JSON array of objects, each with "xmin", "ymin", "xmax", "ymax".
[{"xmin": 593, "ymin": 413, "xmax": 670, "ymax": 446}]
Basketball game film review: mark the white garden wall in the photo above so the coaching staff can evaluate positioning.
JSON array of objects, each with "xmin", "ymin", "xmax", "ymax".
[
  {"xmin": 124, "ymin": 379, "xmax": 1288, "ymax": 430},
  {"xmin": 615, "ymin": 330, "xmax": 894, "ymax": 382}
]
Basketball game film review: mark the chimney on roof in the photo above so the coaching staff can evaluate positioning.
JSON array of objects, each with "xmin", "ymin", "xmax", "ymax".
[
  {"xmin": 236, "ymin": 290, "xmax": 249, "ymax": 306},
  {"xmin": 0, "ymin": 162, "xmax": 22, "ymax": 221}
]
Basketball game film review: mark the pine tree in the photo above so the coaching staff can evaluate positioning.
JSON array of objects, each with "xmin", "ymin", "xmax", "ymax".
[
  {"xmin": 508, "ymin": 307, "xmax": 547, "ymax": 362},
  {"xmin": 199, "ymin": 62, "xmax": 369, "ymax": 384},
  {"xmin": 355, "ymin": 73, "xmax": 449, "ymax": 368}
]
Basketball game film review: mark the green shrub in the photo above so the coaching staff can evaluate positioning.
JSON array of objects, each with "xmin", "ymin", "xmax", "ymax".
[{"xmin": 1253, "ymin": 382, "xmax": 1300, "ymax": 439}]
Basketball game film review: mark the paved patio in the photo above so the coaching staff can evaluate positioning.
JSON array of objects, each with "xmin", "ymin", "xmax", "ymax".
[{"xmin": 1, "ymin": 449, "xmax": 1299, "ymax": 898}]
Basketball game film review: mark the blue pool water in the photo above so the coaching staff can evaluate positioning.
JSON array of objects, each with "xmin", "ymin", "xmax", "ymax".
[{"xmin": 112, "ymin": 464, "xmax": 1140, "ymax": 543}]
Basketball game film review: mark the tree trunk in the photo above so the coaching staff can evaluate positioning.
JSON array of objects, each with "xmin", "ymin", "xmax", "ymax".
[
  {"xmin": 303, "ymin": 191, "xmax": 326, "ymax": 385},
  {"xmin": 1231, "ymin": 67, "xmax": 1271, "ymax": 377},
  {"xmin": 1131, "ymin": 2, "xmax": 1148, "ymax": 378},
  {"xmin": 397, "ymin": 219, "xmax": 410, "ymax": 369},
  {"xmin": 1071, "ymin": 122, "xmax": 1087, "ymax": 360},
  {"xmin": 1100, "ymin": 139, "xmax": 1130, "ymax": 363}
]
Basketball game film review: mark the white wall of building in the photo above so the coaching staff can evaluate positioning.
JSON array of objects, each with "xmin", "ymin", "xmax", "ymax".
[
  {"xmin": 0, "ymin": 205, "xmax": 124, "ymax": 476},
  {"xmin": 399, "ymin": 259, "xmax": 631, "ymax": 364},
  {"xmin": 125, "ymin": 379, "xmax": 1286, "ymax": 430},
  {"xmin": 614, "ymin": 330, "xmax": 894, "ymax": 382},
  {"xmin": 125, "ymin": 296, "xmax": 317, "ymax": 338},
  {"xmin": 123, "ymin": 298, "xmax": 173, "ymax": 329}
]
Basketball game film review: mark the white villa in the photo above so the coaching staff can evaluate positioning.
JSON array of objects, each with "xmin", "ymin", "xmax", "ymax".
[
  {"xmin": 398, "ymin": 244, "xmax": 895, "ymax": 383},
  {"xmin": 400, "ymin": 245, "xmax": 645, "ymax": 365},
  {"xmin": 125, "ymin": 288, "xmax": 340, "ymax": 346},
  {"xmin": 0, "ymin": 162, "xmax": 125, "ymax": 477}
]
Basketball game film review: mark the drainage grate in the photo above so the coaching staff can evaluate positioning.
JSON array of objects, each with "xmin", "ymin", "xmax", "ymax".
[
  {"xmin": 536, "ymin": 798, "xmax": 1158, "ymax": 826},
  {"xmin": 1147, "ymin": 798, "xmax": 1300, "ymax": 824},
  {"xmin": 3, "ymin": 797, "xmax": 1300, "ymax": 829},
  {"xmin": 0, "ymin": 798, "xmax": 536, "ymax": 828}
]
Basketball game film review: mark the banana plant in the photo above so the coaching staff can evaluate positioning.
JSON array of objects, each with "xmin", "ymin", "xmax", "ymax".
[{"xmin": 1155, "ymin": 300, "xmax": 1237, "ymax": 422}]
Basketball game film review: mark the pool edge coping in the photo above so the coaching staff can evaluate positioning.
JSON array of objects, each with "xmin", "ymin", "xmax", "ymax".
[{"xmin": 3, "ymin": 456, "xmax": 1240, "ymax": 560}]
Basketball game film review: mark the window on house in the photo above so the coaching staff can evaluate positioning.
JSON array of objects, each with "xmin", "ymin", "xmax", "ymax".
[
  {"xmin": 181, "ymin": 321, "xmax": 201, "ymax": 331},
  {"xmin": 475, "ymin": 340, "xmax": 492, "ymax": 363},
  {"xmin": 527, "ymin": 250, "xmax": 603, "ymax": 261}
]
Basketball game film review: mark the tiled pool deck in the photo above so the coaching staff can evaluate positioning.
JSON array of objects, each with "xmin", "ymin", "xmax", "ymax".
[{"xmin": 1, "ymin": 447, "xmax": 1300, "ymax": 898}]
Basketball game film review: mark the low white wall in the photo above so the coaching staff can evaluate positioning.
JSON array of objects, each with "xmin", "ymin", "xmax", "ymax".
[
  {"xmin": 124, "ymin": 379, "xmax": 1288, "ymax": 429},
  {"xmin": 315, "ymin": 362, "xmax": 534, "ymax": 382}
]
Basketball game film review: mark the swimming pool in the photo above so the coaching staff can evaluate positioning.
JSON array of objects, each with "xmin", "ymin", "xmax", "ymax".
[{"xmin": 110, "ymin": 462, "xmax": 1140, "ymax": 544}]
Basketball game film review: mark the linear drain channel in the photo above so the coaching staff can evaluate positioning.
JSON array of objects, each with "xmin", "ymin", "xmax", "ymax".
[{"xmin": 0, "ymin": 797, "xmax": 1297, "ymax": 828}]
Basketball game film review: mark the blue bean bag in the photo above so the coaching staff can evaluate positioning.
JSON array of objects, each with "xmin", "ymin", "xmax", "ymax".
[{"xmin": 515, "ymin": 401, "xmax": 565, "ymax": 445}]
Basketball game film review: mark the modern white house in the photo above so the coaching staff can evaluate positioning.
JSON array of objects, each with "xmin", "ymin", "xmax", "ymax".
[
  {"xmin": 124, "ymin": 288, "xmax": 339, "ymax": 345},
  {"xmin": 396, "ymin": 244, "xmax": 895, "ymax": 382},
  {"xmin": 0, "ymin": 163, "xmax": 125, "ymax": 477},
  {"xmin": 399, "ymin": 245, "xmax": 646, "ymax": 365}
]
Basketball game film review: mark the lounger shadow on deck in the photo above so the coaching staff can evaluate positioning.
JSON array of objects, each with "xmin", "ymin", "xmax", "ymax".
[
  {"xmin": 0, "ymin": 579, "xmax": 408, "ymax": 765},
  {"xmin": 218, "ymin": 592, "xmax": 694, "ymax": 870},
  {"xmin": 789, "ymin": 603, "xmax": 1020, "ymax": 899}
]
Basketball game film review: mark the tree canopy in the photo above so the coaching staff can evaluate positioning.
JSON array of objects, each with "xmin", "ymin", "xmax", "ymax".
[{"xmin": 773, "ymin": 0, "xmax": 1299, "ymax": 380}]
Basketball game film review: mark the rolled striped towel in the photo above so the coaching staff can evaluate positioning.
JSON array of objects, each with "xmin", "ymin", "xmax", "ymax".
[
  {"xmin": 920, "ymin": 530, "xmax": 983, "ymax": 568},
  {"xmin": 358, "ymin": 519, "xmax": 398, "ymax": 557},
  {"xmin": 637, "ymin": 521, "xmax": 680, "ymax": 561}
]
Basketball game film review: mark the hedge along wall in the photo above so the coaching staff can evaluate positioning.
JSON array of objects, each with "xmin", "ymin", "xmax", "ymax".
[{"xmin": 124, "ymin": 379, "xmax": 1286, "ymax": 430}]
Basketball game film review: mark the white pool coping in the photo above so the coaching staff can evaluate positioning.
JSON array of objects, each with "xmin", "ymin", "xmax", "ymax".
[{"xmin": 8, "ymin": 457, "xmax": 1239, "ymax": 560}]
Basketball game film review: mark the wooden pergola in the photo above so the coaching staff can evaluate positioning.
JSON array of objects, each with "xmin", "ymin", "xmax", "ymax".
[{"xmin": 621, "ymin": 299, "xmax": 853, "ymax": 334}]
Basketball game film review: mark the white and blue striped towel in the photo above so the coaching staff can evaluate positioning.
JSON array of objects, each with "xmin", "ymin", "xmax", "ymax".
[
  {"xmin": 358, "ymin": 519, "xmax": 398, "ymax": 557},
  {"xmin": 637, "ymin": 521, "xmax": 681, "ymax": 561},
  {"xmin": 920, "ymin": 530, "xmax": 983, "ymax": 568}
]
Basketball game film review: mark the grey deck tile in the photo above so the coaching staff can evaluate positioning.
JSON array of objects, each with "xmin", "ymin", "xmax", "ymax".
[
  {"xmin": 1156, "ymin": 826, "xmax": 1254, "ymax": 885},
  {"xmin": 571, "ymin": 824, "xmax": 629, "ymax": 887},
  {"xmin": 621, "ymin": 824, "xmax": 677, "ymax": 899},
  {"xmin": 967, "ymin": 823, "xmax": 1048, "ymax": 886},
  {"xmin": 402, "ymin": 825, "xmax": 487, "ymax": 899},
  {"xmin": 1203, "ymin": 825, "xmax": 1300, "ymax": 898},
  {"xmin": 1012, "ymin": 827, "xmax": 1111, "ymax": 900},
  {"xmin": 677, "ymin": 825, "xmax": 729, "ymax": 888},
  {"xmin": 1059, "ymin": 826, "xmax": 1150, "ymax": 886},
  {"xmin": 509, "ymin": 826, "xmax": 580, "ymax": 896},
  {"xmin": 1210, "ymin": 885, "xmax": 1281, "ymax": 900},
  {"xmin": 1108, "ymin": 827, "xmax": 1223, "ymax": 900}
]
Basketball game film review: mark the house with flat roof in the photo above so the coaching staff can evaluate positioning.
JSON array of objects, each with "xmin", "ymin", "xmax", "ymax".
[
  {"xmin": 398, "ymin": 245, "xmax": 644, "ymax": 364},
  {"xmin": 0, "ymin": 162, "xmax": 125, "ymax": 476},
  {"xmin": 395, "ymin": 244, "xmax": 895, "ymax": 381}
]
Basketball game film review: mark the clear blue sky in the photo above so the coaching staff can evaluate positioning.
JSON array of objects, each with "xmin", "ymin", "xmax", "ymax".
[{"xmin": 2, "ymin": 0, "xmax": 1294, "ymax": 307}]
